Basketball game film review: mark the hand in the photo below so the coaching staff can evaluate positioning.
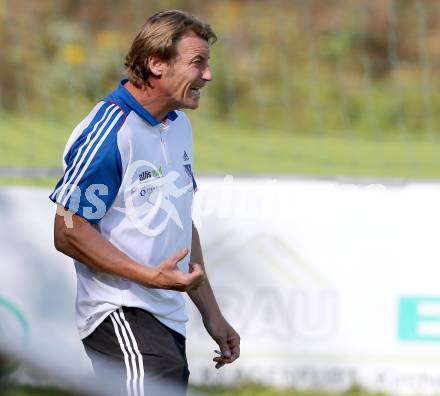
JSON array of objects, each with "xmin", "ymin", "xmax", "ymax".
[
  {"xmin": 204, "ymin": 315, "xmax": 240, "ymax": 369},
  {"xmin": 152, "ymin": 248, "xmax": 205, "ymax": 291}
]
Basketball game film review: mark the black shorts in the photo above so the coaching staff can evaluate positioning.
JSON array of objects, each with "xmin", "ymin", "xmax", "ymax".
[{"xmin": 82, "ymin": 307, "xmax": 189, "ymax": 396}]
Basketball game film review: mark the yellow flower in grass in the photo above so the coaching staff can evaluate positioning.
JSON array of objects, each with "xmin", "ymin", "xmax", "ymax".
[{"xmin": 63, "ymin": 43, "xmax": 86, "ymax": 65}]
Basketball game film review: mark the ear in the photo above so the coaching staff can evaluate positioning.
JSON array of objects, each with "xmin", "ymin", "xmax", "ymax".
[{"xmin": 147, "ymin": 55, "xmax": 165, "ymax": 77}]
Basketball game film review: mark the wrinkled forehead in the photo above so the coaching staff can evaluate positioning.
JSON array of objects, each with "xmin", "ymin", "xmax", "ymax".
[{"xmin": 175, "ymin": 31, "xmax": 210, "ymax": 60}]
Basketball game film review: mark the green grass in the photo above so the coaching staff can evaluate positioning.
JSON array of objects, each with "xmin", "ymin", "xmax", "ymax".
[
  {"xmin": 0, "ymin": 113, "xmax": 73, "ymax": 169},
  {"xmin": 192, "ymin": 384, "xmax": 388, "ymax": 396},
  {"xmin": 0, "ymin": 384, "xmax": 77, "ymax": 396},
  {"xmin": 191, "ymin": 116, "xmax": 440, "ymax": 179},
  {"xmin": 2, "ymin": 112, "xmax": 440, "ymax": 186},
  {"xmin": 0, "ymin": 384, "xmax": 388, "ymax": 396},
  {"xmin": 0, "ymin": 177, "xmax": 59, "ymax": 187}
]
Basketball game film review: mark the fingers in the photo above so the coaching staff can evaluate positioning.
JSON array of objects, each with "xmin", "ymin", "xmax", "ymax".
[
  {"xmin": 188, "ymin": 262, "xmax": 205, "ymax": 278},
  {"xmin": 213, "ymin": 356, "xmax": 226, "ymax": 369},
  {"xmin": 159, "ymin": 251, "xmax": 206, "ymax": 291},
  {"xmin": 212, "ymin": 354, "xmax": 232, "ymax": 369},
  {"xmin": 171, "ymin": 248, "xmax": 188, "ymax": 264},
  {"xmin": 213, "ymin": 342, "xmax": 232, "ymax": 369},
  {"xmin": 229, "ymin": 342, "xmax": 240, "ymax": 362},
  {"xmin": 188, "ymin": 262, "xmax": 196, "ymax": 272},
  {"xmin": 185, "ymin": 264, "xmax": 205, "ymax": 290},
  {"xmin": 213, "ymin": 351, "xmax": 227, "ymax": 369},
  {"xmin": 228, "ymin": 333, "xmax": 240, "ymax": 361},
  {"xmin": 213, "ymin": 334, "xmax": 240, "ymax": 369},
  {"xmin": 188, "ymin": 262, "xmax": 203, "ymax": 274}
]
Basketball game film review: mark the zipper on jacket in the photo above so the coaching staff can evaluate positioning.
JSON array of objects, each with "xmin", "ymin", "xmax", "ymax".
[{"xmin": 159, "ymin": 124, "xmax": 169, "ymax": 167}]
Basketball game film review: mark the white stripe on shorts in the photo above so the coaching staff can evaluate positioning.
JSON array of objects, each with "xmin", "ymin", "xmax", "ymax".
[
  {"xmin": 118, "ymin": 308, "xmax": 145, "ymax": 396},
  {"xmin": 112, "ymin": 310, "xmax": 140, "ymax": 396},
  {"xmin": 110, "ymin": 312, "xmax": 133, "ymax": 396}
]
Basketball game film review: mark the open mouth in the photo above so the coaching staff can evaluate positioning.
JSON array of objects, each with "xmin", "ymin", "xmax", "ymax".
[{"xmin": 189, "ymin": 86, "xmax": 202, "ymax": 97}]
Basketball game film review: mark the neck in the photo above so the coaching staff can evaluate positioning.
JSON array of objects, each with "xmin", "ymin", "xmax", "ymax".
[{"xmin": 124, "ymin": 81, "xmax": 174, "ymax": 123}]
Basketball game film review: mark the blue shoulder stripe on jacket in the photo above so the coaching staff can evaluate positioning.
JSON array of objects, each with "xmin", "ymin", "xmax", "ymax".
[
  {"xmin": 50, "ymin": 102, "xmax": 126, "ymax": 223},
  {"xmin": 51, "ymin": 102, "xmax": 118, "ymax": 201}
]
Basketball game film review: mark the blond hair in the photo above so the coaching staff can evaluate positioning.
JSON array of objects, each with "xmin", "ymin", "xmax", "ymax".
[{"xmin": 124, "ymin": 10, "xmax": 217, "ymax": 88}]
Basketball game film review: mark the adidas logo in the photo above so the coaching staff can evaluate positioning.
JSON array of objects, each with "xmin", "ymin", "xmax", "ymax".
[
  {"xmin": 184, "ymin": 164, "xmax": 193, "ymax": 178},
  {"xmin": 183, "ymin": 151, "xmax": 189, "ymax": 162}
]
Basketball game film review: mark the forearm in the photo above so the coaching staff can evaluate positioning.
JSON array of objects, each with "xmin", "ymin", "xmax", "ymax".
[
  {"xmin": 188, "ymin": 223, "xmax": 240, "ymax": 367},
  {"xmin": 187, "ymin": 223, "xmax": 223, "ymax": 321},
  {"xmin": 188, "ymin": 277, "xmax": 223, "ymax": 321},
  {"xmin": 54, "ymin": 210, "xmax": 156, "ymax": 287}
]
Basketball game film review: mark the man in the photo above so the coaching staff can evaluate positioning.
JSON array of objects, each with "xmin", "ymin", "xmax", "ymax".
[{"xmin": 50, "ymin": 10, "xmax": 240, "ymax": 396}]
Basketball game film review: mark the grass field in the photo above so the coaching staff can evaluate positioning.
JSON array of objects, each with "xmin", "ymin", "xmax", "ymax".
[
  {"xmin": 2, "ymin": 112, "xmax": 440, "ymax": 186},
  {"xmin": 1, "ymin": 384, "xmax": 388, "ymax": 396}
]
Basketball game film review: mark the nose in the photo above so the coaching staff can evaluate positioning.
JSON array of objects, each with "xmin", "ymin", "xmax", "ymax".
[{"xmin": 202, "ymin": 64, "xmax": 213, "ymax": 82}]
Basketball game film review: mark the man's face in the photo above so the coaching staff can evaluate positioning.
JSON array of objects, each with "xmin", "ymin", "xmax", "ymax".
[{"xmin": 157, "ymin": 31, "xmax": 212, "ymax": 110}]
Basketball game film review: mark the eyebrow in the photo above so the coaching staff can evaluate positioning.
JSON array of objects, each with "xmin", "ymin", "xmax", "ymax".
[{"xmin": 191, "ymin": 54, "xmax": 209, "ymax": 62}]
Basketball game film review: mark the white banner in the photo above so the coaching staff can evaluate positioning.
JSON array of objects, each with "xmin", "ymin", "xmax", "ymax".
[{"xmin": 2, "ymin": 178, "xmax": 440, "ymax": 395}]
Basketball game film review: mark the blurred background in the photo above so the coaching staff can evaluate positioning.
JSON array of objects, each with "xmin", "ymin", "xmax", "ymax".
[
  {"xmin": 2, "ymin": 0, "xmax": 440, "ymax": 395},
  {"xmin": 1, "ymin": 0, "xmax": 440, "ymax": 183}
]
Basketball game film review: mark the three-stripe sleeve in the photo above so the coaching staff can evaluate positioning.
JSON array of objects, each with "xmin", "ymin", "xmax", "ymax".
[{"xmin": 49, "ymin": 102, "xmax": 125, "ymax": 223}]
